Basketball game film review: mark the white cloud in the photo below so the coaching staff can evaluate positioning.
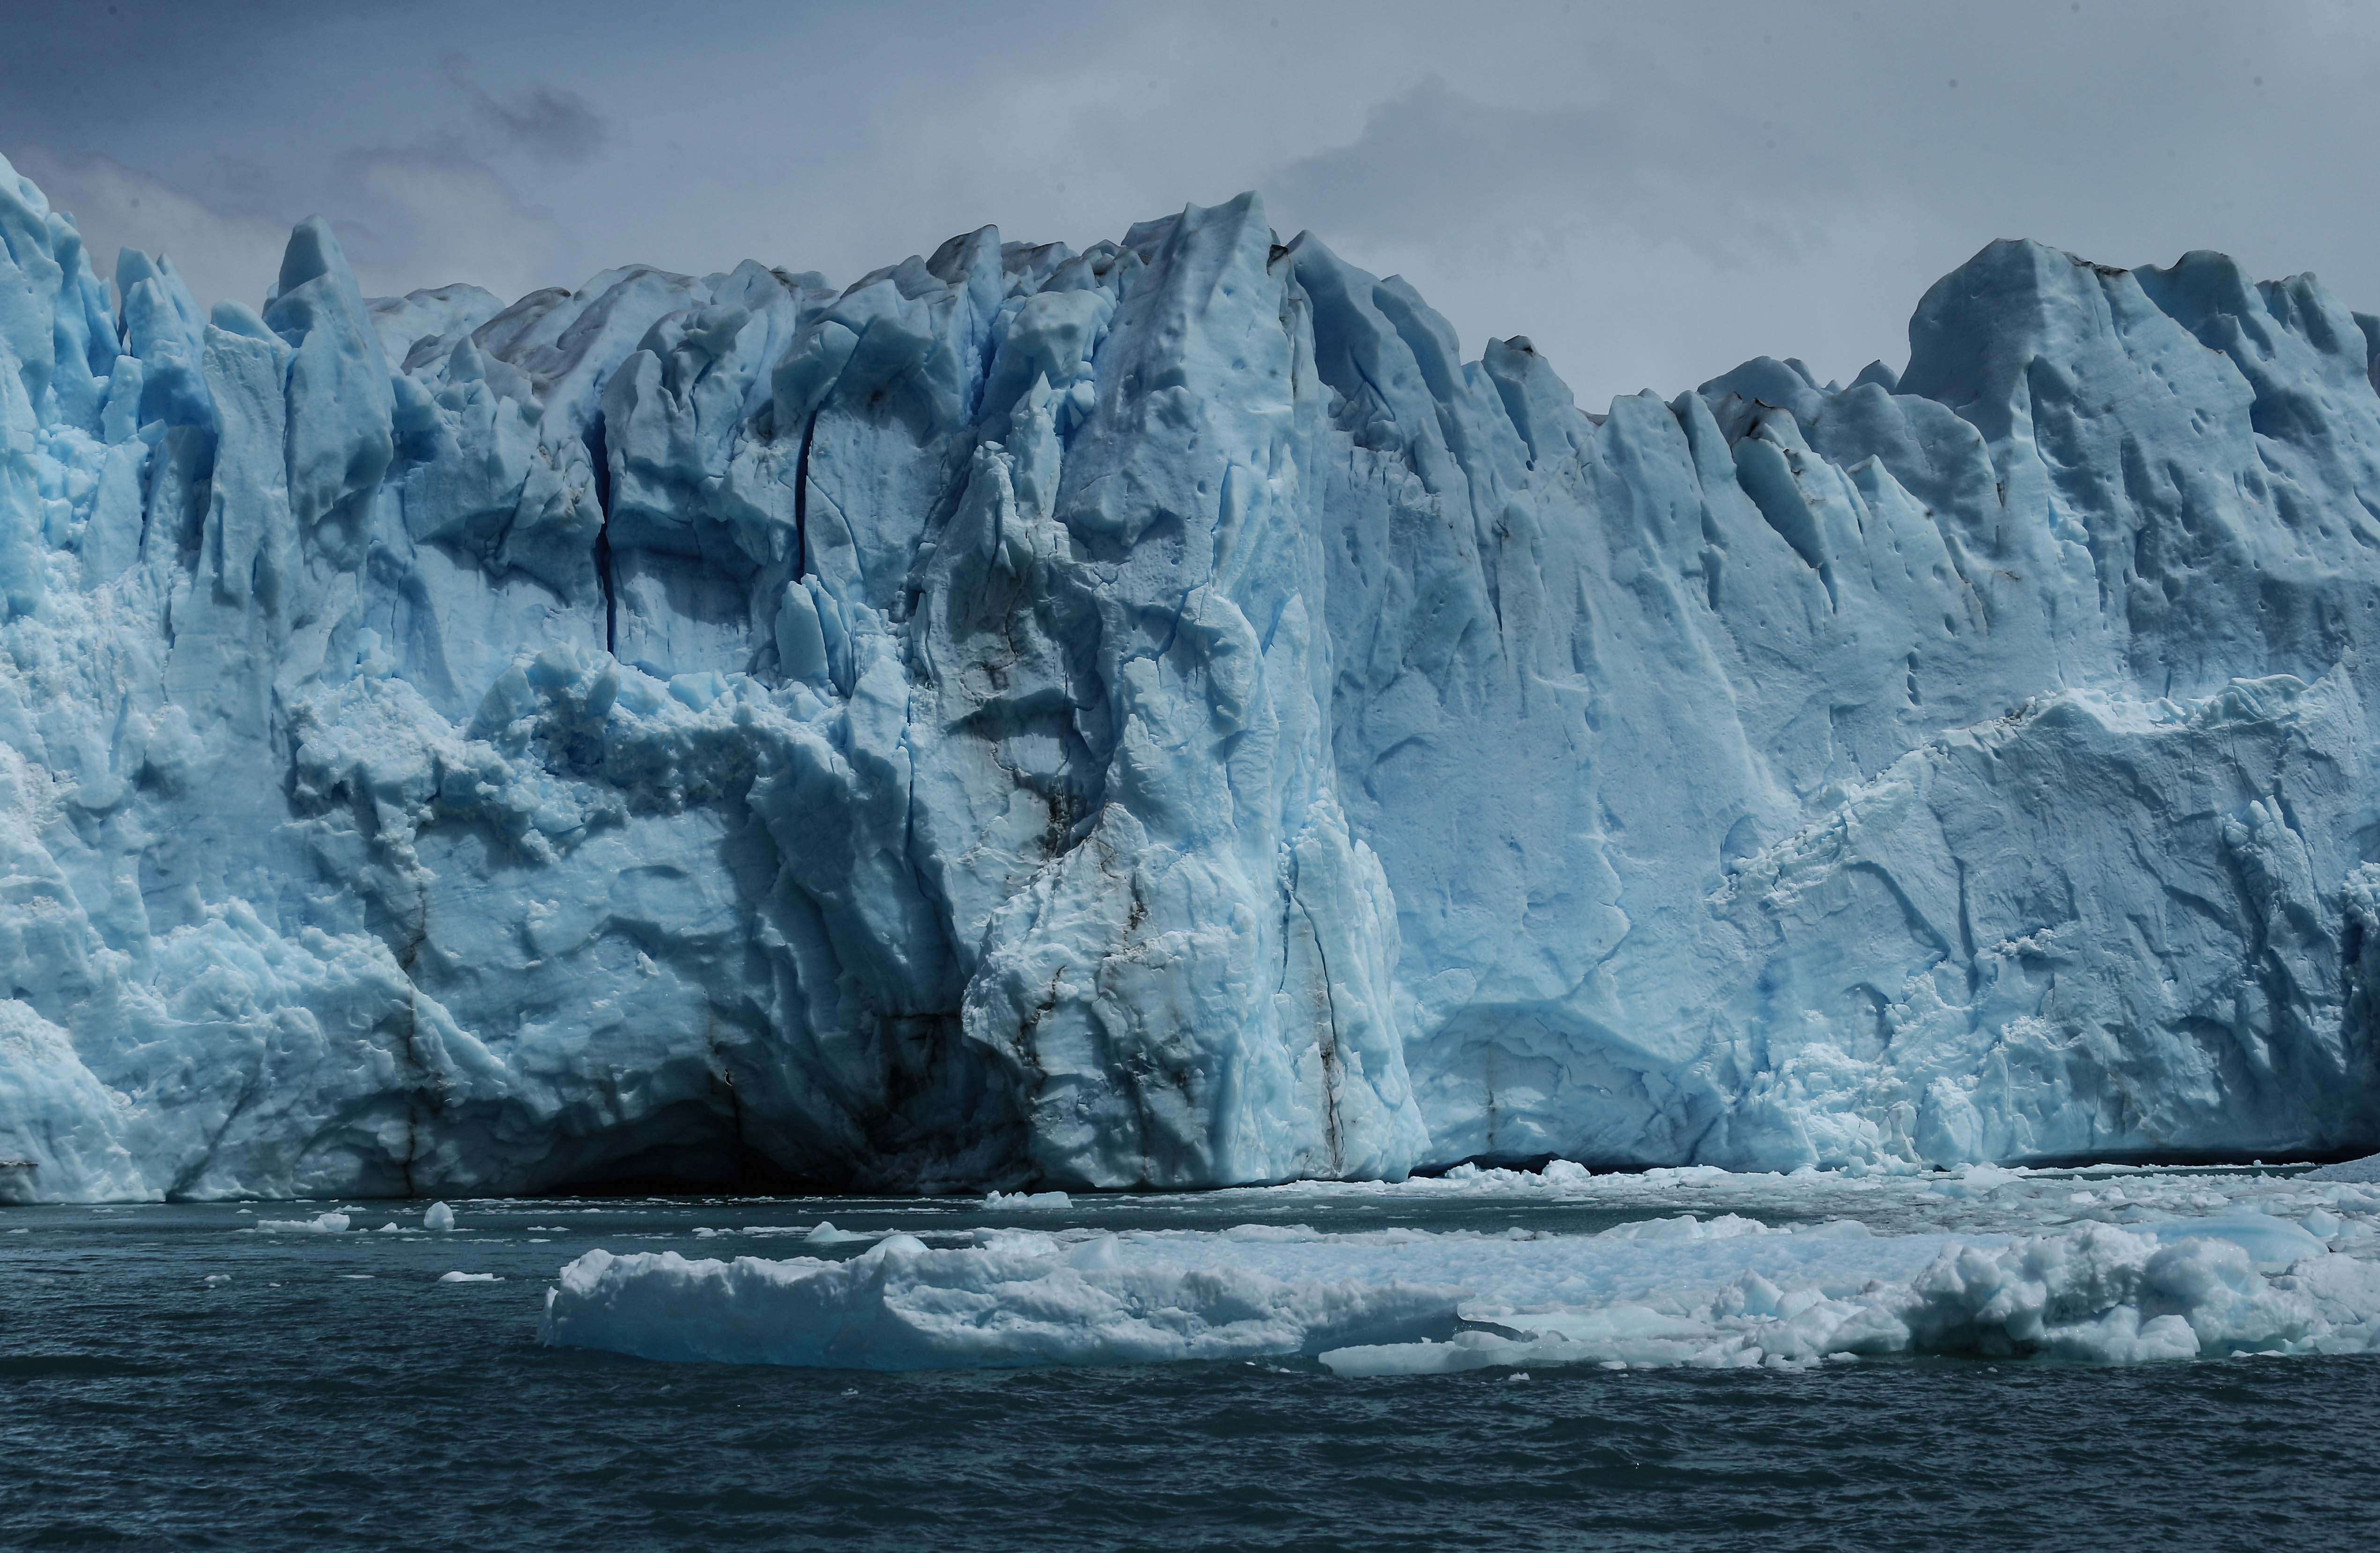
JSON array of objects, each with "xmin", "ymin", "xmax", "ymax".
[
  {"xmin": 8, "ymin": 141, "xmax": 584, "ymax": 314},
  {"xmin": 10, "ymin": 146, "xmax": 290, "ymax": 309},
  {"xmin": 331, "ymin": 148, "xmax": 580, "ymax": 302}
]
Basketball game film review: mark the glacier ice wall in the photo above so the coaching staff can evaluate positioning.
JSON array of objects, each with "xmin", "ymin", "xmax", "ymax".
[{"xmin": 2, "ymin": 148, "xmax": 2378, "ymax": 1200}]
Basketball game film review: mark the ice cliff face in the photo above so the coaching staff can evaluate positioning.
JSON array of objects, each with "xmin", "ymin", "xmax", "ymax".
[{"xmin": 4, "ymin": 151, "xmax": 2379, "ymax": 1201}]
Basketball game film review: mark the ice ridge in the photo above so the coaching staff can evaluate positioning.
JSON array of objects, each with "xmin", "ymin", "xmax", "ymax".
[{"xmin": 4, "ymin": 148, "xmax": 2380, "ymax": 1200}]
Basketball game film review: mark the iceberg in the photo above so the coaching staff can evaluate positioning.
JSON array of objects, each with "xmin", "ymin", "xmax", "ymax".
[{"xmin": 3, "ymin": 146, "xmax": 2380, "ymax": 1200}]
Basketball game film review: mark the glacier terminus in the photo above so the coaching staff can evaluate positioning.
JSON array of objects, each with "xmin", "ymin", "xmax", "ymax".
[{"xmin": 5, "ymin": 150, "xmax": 2380, "ymax": 1202}]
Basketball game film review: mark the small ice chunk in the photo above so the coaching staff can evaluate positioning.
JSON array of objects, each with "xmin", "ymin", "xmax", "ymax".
[
  {"xmin": 1799, "ymin": 1219, "xmax": 1874, "ymax": 1240},
  {"xmin": 258, "ymin": 1211, "xmax": 350, "ymax": 1233},
  {"xmin": 984, "ymin": 1190, "xmax": 1072, "ymax": 1210},
  {"xmin": 1937, "ymin": 1164, "xmax": 2024, "ymax": 1199},
  {"xmin": 2137, "ymin": 1213, "xmax": 2326, "ymax": 1270},
  {"xmin": 424, "ymin": 1202, "xmax": 456, "ymax": 1232},
  {"xmin": 438, "ymin": 1271, "xmax": 501, "ymax": 1283}
]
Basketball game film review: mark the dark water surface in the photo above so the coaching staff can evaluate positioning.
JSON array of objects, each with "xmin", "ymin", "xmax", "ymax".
[{"xmin": 5, "ymin": 1198, "xmax": 2377, "ymax": 1553}]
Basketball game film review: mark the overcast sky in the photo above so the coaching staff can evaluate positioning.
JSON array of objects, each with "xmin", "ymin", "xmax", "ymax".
[{"xmin": 5, "ymin": 0, "xmax": 2375, "ymax": 407}]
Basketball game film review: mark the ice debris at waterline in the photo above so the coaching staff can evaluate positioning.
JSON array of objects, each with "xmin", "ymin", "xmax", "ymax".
[
  {"xmin": 539, "ymin": 1165, "xmax": 2380, "ymax": 1372},
  {"xmin": 2307, "ymin": 1151, "xmax": 2380, "ymax": 1183},
  {"xmin": 7, "ymin": 145, "xmax": 2380, "ymax": 1203},
  {"xmin": 256, "ymin": 1210, "xmax": 352, "ymax": 1234}
]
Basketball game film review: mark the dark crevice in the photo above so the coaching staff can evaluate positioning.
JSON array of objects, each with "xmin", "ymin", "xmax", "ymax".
[
  {"xmin": 793, "ymin": 409, "xmax": 818, "ymax": 582},
  {"xmin": 586, "ymin": 415, "xmax": 617, "ymax": 654},
  {"xmin": 1297, "ymin": 896, "xmax": 1346, "ymax": 1177},
  {"xmin": 163, "ymin": 1063, "xmax": 264, "ymax": 1201},
  {"xmin": 394, "ymin": 884, "xmax": 430, "ymax": 1198}
]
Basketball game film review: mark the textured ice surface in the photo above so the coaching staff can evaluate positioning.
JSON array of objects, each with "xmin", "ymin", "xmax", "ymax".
[
  {"xmin": 5, "ymin": 147, "xmax": 2380, "ymax": 1201},
  {"xmin": 539, "ymin": 1163, "xmax": 2380, "ymax": 1372}
]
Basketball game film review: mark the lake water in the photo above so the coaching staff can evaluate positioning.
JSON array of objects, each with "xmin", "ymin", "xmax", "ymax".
[{"xmin": 6, "ymin": 1184, "xmax": 2379, "ymax": 1552}]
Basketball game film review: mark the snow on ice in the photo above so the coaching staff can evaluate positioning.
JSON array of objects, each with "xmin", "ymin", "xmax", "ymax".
[{"xmin": 1, "ymin": 149, "xmax": 2379, "ymax": 1200}]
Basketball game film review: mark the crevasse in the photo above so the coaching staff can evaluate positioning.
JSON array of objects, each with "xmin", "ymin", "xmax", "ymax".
[{"xmin": 3, "ymin": 151, "xmax": 2378, "ymax": 1201}]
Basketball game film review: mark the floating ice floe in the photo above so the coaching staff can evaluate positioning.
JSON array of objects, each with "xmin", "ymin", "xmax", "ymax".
[
  {"xmin": 541, "ymin": 1167, "xmax": 2380, "ymax": 1373},
  {"xmin": 542, "ymin": 1232, "xmax": 1460, "ymax": 1369},
  {"xmin": 695, "ymin": 1221, "xmax": 879, "ymax": 1245},
  {"xmin": 1185, "ymin": 1159, "xmax": 2380, "ymax": 1243}
]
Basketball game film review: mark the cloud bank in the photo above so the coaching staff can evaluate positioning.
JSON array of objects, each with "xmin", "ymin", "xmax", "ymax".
[{"xmin": 7, "ymin": 0, "xmax": 2378, "ymax": 403}]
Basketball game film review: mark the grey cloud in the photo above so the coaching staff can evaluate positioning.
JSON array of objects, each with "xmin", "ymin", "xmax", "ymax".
[
  {"xmin": 10, "ymin": 0, "xmax": 2380, "ymax": 405},
  {"xmin": 1235, "ymin": 2, "xmax": 2380, "ymax": 401},
  {"xmin": 439, "ymin": 53, "xmax": 612, "ymax": 165},
  {"xmin": 1254, "ymin": 72, "xmax": 1914, "ymax": 402},
  {"xmin": 1266, "ymin": 74, "xmax": 1839, "ymax": 271}
]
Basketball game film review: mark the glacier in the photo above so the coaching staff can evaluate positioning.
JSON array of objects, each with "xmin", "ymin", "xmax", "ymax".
[{"xmin": 4, "ymin": 146, "xmax": 2380, "ymax": 1202}]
